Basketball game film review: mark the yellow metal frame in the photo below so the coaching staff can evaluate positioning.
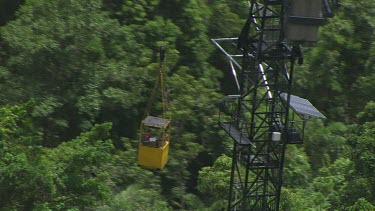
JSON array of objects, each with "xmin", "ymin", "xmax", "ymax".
[
  {"xmin": 138, "ymin": 141, "xmax": 169, "ymax": 169},
  {"xmin": 137, "ymin": 116, "xmax": 171, "ymax": 170}
]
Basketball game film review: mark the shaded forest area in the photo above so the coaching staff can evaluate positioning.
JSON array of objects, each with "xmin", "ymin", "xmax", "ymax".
[{"xmin": 0, "ymin": 0, "xmax": 374, "ymax": 210}]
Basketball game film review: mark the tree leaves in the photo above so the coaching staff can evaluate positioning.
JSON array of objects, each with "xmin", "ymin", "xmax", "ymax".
[
  {"xmin": 295, "ymin": 0, "xmax": 375, "ymax": 121},
  {"xmin": 1, "ymin": 0, "xmax": 375, "ymax": 209}
]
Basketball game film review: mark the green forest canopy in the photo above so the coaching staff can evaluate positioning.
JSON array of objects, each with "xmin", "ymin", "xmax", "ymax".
[{"xmin": 0, "ymin": 0, "xmax": 374, "ymax": 210}]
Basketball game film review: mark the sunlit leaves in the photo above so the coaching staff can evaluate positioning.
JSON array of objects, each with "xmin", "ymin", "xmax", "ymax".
[
  {"xmin": 207, "ymin": 1, "xmax": 243, "ymax": 38},
  {"xmin": 312, "ymin": 158, "xmax": 353, "ymax": 209},
  {"xmin": 0, "ymin": 106, "xmax": 115, "ymax": 210},
  {"xmin": 197, "ymin": 154, "xmax": 231, "ymax": 209},
  {"xmin": 2, "ymin": 0, "xmax": 374, "ymax": 210},
  {"xmin": 102, "ymin": 184, "xmax": 170, "ymax": 211},
  {"xmin": 346, "ymin": 198, "xmax": 375, "ymax": 211},
  {"xmin": 284, "ymin": 145, "xmax": 312, "ymax": 187},
  {"xmin": 295, "ymin": 0, "xmax": 375, "ymax": 121},
  {"xmin": 120, "ymin": 0, "xmax": 159, "ymax": 25},
  {"xmin": 347, "ymin": 121, "xmax": 375, "ymax": 185},
  {"xmin": 0, "ymin": 0, "xmax": 152, "ymax": 141}
]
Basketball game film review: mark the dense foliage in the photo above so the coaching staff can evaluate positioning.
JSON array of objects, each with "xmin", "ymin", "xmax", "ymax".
[{"xmin": 0, "ymin": 0, "xmax": 374, "ymax": 210}]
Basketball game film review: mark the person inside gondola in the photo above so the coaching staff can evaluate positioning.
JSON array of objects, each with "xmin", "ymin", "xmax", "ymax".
[
  {"xmin": 142, "ymin": 130, "xmax": 152, "ymax": 146},
  {"xmin": 142, "ymin": 130, "xmax": 159, "ymax": 147}
]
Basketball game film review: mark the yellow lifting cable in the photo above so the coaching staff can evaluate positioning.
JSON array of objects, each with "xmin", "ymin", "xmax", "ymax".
[
  {"xmin": 138, "ymin": 46, "xmax": 172, "ymax": 170},
  {"xmin": 143, "ymin": 45, "xmax": 169, "ymax": 120}
]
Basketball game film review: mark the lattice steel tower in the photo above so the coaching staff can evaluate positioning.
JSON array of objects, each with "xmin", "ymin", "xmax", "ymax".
[{"xmin": 212, "ymin": 0, "xmax": 333, "ymax": 210}]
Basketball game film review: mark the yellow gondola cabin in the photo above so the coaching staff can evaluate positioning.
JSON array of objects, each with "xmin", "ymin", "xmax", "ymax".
[{"xmin": 138, "ymin": 116, "xmax": 171, "ymax": 169}]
